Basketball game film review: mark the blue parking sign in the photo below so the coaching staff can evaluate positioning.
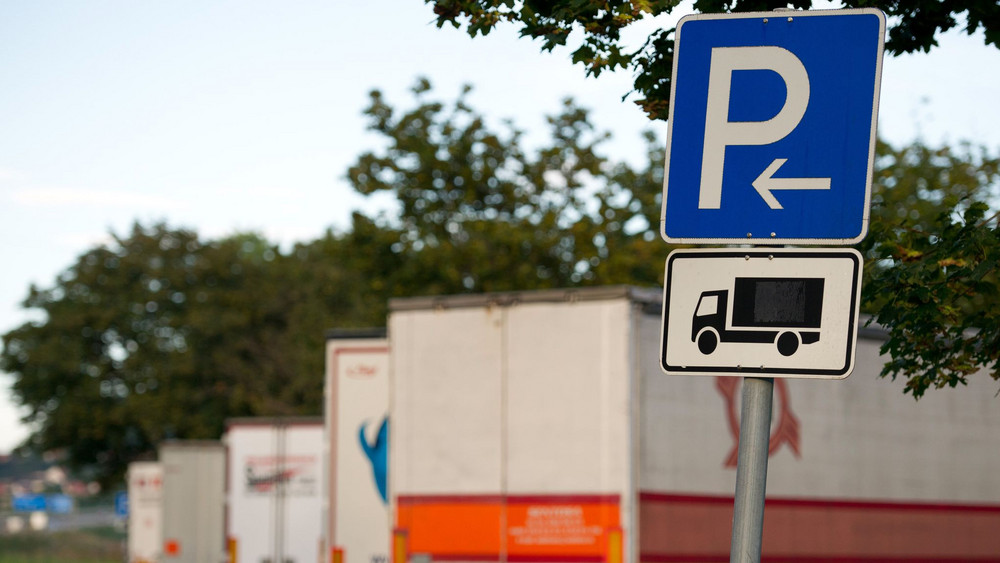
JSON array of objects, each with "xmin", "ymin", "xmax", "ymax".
[{"xmin": 660, "ymin": 9, "xmax": 885, "ymax": 244}]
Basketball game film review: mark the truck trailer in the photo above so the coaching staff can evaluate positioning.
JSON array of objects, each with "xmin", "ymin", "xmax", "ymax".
[
  {"xmin": 387, "ymin": 286, "xmax": 1000, "ymax": 562},
  {"xmin": 159, "ymin": 441, "xmax": 226, "ymax": 563},
  {"xmin": 126, "ymin": 461, "xmax": 164, "ymax": 563},
  {"xmin": 324, "ymin": 330, "xmax": 391, "ymax": 563},
  {"xmin": 225, "ymin": 418, "xmax": 324, "ymax": 563}
]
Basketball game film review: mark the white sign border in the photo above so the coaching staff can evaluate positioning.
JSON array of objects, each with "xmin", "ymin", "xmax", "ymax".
[{"xmin": 659, "ymin": 247, "xmax": 863, "ymax": 379}]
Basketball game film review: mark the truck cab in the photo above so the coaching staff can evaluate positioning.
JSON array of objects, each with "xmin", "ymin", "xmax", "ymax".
[{"xmin": 692, "ymin": 290, "xmax": 728, "ymax": 354}]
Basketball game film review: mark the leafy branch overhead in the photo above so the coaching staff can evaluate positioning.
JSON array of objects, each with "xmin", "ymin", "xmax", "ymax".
[
  {"xmin": 426, "ymin": 0, "xmax": 1000, "ymax": 119},
  {"xmin": 862, "ymin": 142, "xmax": 1000, "ymax": 397},
  {"xmin": 865, "ymin": 204, "xmax": 1000, "ymax": 398}
]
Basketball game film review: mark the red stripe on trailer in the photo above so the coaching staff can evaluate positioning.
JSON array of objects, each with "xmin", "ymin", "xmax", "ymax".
[{"xmin": 639, "ymin": 492, "xmax": 1000, "ymax": 562}]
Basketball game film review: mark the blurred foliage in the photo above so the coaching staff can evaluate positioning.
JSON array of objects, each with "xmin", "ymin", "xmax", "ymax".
[
  {"xmin": 861, "ymin": 141, "xmax": 1000, "ymax": 397},
  {"xmin": 347, "ymin": 79, "xmax": 666, "ymax": 291},
  {"xmin": 423, "ymin": 0, "xmax": 1000, "ymax": 119},
  {"xmin": 2, "ymin": 81, "xmax": 998, "ymax": 483},
  {"xmin": 0, "ymin": 222, "xmax": 402, "ymax": 484}
]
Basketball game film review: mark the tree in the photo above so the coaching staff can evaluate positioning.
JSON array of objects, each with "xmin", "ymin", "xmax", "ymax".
[
  {"xmin": 346, "ymin": 79, "xmax": 665, "ymax": 293},
  {"xmin": 0, "ymin": 223, "xmax": 387, "ymax": 483},
  {"xmin": 425, "ymin": 0, "xmax": 1000, "ymax": 119}
]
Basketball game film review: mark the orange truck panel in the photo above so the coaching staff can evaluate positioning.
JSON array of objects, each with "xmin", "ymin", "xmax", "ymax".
[{"xmin": 397, "ymin": 495, "xmax": 620, "ymax": 562}]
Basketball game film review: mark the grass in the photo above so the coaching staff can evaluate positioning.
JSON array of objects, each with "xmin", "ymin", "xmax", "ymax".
[{"xmin": 0, "ymin": 527, "xmax": 124, "ymax": 563}]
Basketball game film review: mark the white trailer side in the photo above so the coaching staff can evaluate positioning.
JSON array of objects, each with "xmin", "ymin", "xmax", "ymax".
[
  {"xmin": 324, "ymin": 330, "xmax": 390, "ymax": 563},
  {"xmin": 638, "ymin": 308, "xmax": 1000, "ymax": 560}
]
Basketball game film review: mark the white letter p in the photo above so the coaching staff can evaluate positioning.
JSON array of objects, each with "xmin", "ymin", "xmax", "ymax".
[{"xmin": 699, "ymin": 46, "xmax": 810, "ymax": 209}]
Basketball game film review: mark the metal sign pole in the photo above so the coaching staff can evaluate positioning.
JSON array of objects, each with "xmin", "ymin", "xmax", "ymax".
[{"xmin": 729, "ymin": 376, "xmax": 774, "ymax": 563}]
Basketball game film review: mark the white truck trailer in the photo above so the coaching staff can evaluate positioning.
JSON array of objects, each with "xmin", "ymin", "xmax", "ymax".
[
  {"xmin": 324, "ymin": 330, "xmax": 391, "ymax": 563},
  {"xmin": 387, "ymin": 286, "xmax": 1000, "ymax": 563},
  {"xmin": 126, "ymin": 461, "xmax": 164, "ymax": 563},
  {"xmin": 225, "ymin": 418, "xmax": 324, "ymax": 563},
  {"xmin": 160, "ymin": 440, "xmax": 226, "ymax": 563}
]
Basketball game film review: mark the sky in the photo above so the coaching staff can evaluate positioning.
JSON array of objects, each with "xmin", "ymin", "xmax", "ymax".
[{"xmin": 2, "ymin": 1, "xmax": 1000, "ymax": 454}]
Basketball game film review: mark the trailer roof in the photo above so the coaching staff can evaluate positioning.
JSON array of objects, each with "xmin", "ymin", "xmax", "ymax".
[
  {"xmin": 389, "ymin": 285, "xmax": 662, "ymax": 312},
  {"xmin": 225, "ymin": 416, "xmax": 323, "ymax": 429},
  {"xmin": 158, "ymin": 439, "xmax": 223, "ymax": 450},
  {"xmin": 324, "ymin": 327, "xmax": 387, "ymax": 340}
]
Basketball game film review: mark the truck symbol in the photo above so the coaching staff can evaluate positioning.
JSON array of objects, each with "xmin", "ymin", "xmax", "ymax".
[{"xmin": 692, "ymin": 277, "xmax": 824, "ymax": 357}]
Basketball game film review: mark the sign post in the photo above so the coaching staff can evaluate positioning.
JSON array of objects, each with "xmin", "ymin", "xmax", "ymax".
[
  {"xmin": 730, "ymin": 377, "xmax": 773, "ymax": 563},
  {"xmin": 657, "ymin": 8, "xmax": 886, "ymax": 562}
]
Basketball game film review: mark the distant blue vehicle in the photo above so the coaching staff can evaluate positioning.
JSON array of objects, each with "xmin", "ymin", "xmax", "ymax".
[
  {"xmin": 12, "ymin": 494, "xmax": 47, "ymax": 512},
  {"xmin": 46, "ymin": 494, "xmax": 74, "ymax": 514},
  {"xmin": 114, "ymin": 491, "xmax": 129, "ymax": 517}
]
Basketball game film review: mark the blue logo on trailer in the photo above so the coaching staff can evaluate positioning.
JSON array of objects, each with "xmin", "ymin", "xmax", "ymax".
[
  {"xmin": 358, "ymin": 416, "xmax": 389, "ymax": 504},
  {"xmin": 661, "ymin": 9, "xmax": 885, "ymax": 244}
]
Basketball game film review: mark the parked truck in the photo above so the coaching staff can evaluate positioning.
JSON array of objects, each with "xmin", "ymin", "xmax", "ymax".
[
  {"xmin": 225, "ymin": 418, "xmax": 324, "ymax": 563},
  {"xmin": 159, "ymin": 441, "xmax": 225, "ymax": 563},
  {"xmin": 126, "ymin": 461, "xmax": 164, "ymax": 563},
  {"xmin": 387, "ymin": 286, "xmax": 1000, "ymax": 563},
  {"xmin": 324, "ymin": 330, "xmax": 390, "ymax": 563}
]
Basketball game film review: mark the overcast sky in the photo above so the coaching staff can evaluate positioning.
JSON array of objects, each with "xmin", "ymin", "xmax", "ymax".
[{"xmin": 2, "ymin": 1, "xmax": 999, "ymax": 454}]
